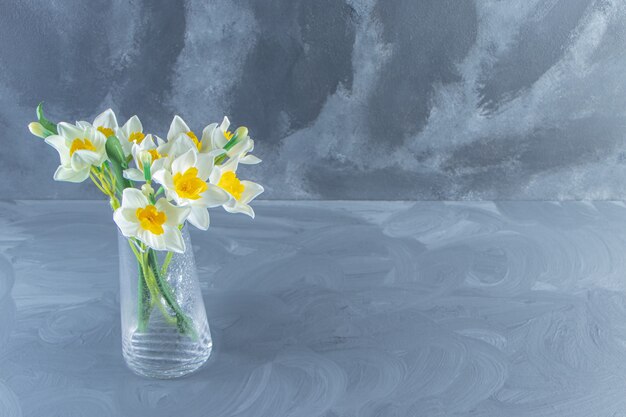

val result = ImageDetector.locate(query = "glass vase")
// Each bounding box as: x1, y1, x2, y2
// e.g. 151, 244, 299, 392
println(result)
118, 225, 212, 378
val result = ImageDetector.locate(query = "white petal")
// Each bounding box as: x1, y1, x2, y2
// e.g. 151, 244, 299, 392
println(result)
160, 135, 195, 160
122, 188, 148, 209
172, 149, 197, 174
198, 184, 230, 207
118, 132, 133, 157
156, 198, 190, 226
201, 123, 217, 145
123, 168, 145, 182
165, 189, 179, 203
195, 154, 214, 180
224, 202, 255, 218
123, 115, 142, 135
44, 134, 68, 152
70, 150, 100, 170
188, 206, 210, 230
90, 129, 107, 148
93, 109, 118, 129
152, 169, 174, 190
53, 165, 89, 183
162, 228, 186, 253
167, 115, 190, 141
207, 149, 226, 158
208, 166, 222, 185
240, 181, 264, 204
220, 116, 230, 132
139, 230, 167, 252
113, 208, 140, 237
212, 129, 229, 149
76, 121, 91, 129
140, 134, 156, 150
155, 135, 166, 147
57, 122, 84, 140
221, 155, 240, 173
151, 158, 166, 174
227, 138, 254, 159
45, 135, 70, 165
240, 154, 262, 164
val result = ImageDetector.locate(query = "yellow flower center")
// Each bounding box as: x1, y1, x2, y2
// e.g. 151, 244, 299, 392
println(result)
69, 138, 96, 156
224, 130, 234, 141
135, 205, 167, 235
186, 131, 202, 151
128, 131, 145, 144
97, 126, 115, 138
147, 149, 163, 161
217, 171, 244, 201
173, 167, 207, 200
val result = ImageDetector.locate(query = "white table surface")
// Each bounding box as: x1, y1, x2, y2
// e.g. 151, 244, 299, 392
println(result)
2, 200, 626, 417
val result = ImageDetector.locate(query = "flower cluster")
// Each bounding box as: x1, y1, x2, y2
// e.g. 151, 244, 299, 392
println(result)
29, 106, 263, 253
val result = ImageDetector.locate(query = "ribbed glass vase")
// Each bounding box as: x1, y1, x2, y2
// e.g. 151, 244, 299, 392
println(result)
118, 226, 212, 378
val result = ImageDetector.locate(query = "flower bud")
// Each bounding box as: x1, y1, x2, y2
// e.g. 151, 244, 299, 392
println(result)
138, 150, 153, 181
234, 126, 248, 142
141, 183, 154, 197
28, 122, 47, 138
139, 150, 153, 167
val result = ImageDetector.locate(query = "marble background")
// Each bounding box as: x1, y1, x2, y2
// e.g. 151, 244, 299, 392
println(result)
2, 0, 626, 200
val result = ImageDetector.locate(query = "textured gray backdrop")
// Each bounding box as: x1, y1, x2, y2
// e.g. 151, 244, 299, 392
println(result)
2, 0, 626, 200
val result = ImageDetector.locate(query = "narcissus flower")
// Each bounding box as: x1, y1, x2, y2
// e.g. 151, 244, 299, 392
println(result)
209, 156, 264, 218
165, 115, 260, 164
44, 122, 108, 182
116, 115, 145, 157
123, 134, 169, 182
152, 149, 229, 230
155, 133, 196, 165
113, 188, 190, 253
167, 115, 204, 152
204, 117, 261, 164
78, 108, 119, 140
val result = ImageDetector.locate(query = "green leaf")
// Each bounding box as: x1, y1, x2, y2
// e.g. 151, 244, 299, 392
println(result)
36, 102, 58, 135
105, 135, 131, 194
105, 135, 127, 167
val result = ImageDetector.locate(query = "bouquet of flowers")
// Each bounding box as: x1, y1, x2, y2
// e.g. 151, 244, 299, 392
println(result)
28, 105, 263, 337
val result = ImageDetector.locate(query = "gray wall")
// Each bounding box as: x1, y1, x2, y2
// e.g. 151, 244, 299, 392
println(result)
2, 0, 625, 200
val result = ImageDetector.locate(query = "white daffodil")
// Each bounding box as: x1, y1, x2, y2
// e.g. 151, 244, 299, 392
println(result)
209, 156, 264, 218
116, 115, 145, 157
123, 134, 169, 182
167, 115, 204, 152
44, 122, 108, 183
204, 117, 261, 164
152, 149, 229, 230
156, 133, 196, 165
113, 188, 190, 253
77, 108, 119, 139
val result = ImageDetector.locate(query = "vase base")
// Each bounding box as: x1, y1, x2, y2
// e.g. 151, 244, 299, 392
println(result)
122, 320, 212, 379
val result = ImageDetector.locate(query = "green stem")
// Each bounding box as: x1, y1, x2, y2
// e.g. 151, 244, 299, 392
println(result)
136, 260, 151, 332
126, 239, 196, 337
143, 258, 177, 325
160, 251, 173, 276
147, 249, 197, 338
128, 239, 153, 332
